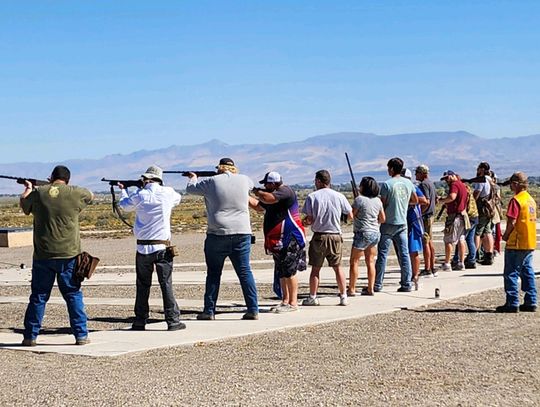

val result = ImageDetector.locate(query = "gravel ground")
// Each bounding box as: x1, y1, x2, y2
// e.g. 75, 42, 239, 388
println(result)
1, 286, 539, 406
0, 230, 281, 268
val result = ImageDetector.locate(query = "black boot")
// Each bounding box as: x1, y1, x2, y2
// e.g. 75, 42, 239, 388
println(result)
480, 252, 493, 265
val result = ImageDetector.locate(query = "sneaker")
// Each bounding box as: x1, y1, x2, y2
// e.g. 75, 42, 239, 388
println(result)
361, 288, 374, 296
464, 261, 477, 269
168, 322, 187, 331
196, 313, 215, 321
495, 304, 519, 313
131, 324, 145, 331
21, 338, 36, 347
431, 270, 439, 277
242, 312, 259, 320
452, 262, 464, 271
419, 269, 433, 278
397, 286, 412, 293
450, 259, 459, 269
276, 304, 298, 313
440, 263, 451, 271
339, 296, 348, 306
270, 303, 287, 313
75, 337, 90, 346
302, 297, 320, 306
519, 304, 537, 312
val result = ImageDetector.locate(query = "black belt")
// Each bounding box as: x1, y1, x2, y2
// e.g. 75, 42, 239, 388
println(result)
137, 239, 171, 245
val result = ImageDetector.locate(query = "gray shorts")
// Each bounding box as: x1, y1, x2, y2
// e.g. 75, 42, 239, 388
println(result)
443, 214, 466, 244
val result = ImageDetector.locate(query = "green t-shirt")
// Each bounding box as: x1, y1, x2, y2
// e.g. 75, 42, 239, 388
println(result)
20, 183, 93, 260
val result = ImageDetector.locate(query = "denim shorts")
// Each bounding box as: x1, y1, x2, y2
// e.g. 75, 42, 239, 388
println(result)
352, 230, 380, 250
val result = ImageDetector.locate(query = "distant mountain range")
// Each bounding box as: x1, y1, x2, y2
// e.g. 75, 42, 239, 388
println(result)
1, 131, 538, 193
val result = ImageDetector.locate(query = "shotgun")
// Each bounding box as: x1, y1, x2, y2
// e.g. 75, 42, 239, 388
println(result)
344, 153, 359, 198
163, 170, 218, 177
0, 175, 49, 187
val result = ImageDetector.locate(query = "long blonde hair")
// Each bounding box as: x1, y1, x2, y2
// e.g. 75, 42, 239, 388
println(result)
217, 164, 238, 174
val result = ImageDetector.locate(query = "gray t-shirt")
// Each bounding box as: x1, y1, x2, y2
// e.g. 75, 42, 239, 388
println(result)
302, 187, 352, 234
419, 178, 436, 217
186, 172, 254, 235
352, 195, 383, 233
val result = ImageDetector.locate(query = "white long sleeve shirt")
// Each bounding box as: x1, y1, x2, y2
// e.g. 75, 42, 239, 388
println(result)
118, 182, 181, 254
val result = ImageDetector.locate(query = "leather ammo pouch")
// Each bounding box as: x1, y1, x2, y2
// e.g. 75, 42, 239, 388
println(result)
75, 252, 100, 282
137, 239, 178, 258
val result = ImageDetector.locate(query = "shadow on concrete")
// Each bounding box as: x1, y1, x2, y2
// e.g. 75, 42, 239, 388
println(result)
406, 308, 495, 314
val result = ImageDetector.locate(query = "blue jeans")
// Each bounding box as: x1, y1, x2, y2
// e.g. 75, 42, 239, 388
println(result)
23, 258, 88, 340
453, 216, 478, 264
375, 224, 412, 290
503, 249, 537, 307
203, 234, 258, 315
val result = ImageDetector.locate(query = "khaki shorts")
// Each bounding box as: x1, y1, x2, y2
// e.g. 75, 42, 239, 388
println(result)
443, 214, 466, 244
308, 233, 343, 267
422, 216, 433, 243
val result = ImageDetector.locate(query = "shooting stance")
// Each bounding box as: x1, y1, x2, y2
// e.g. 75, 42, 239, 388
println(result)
20, 165, 93, 346
186, 158, 259, 320
118, 165, 186, 331
496, 172, 537, 313
251, 171, 306, 312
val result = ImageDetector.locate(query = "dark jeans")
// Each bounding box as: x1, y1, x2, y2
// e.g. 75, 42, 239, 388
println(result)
135, 250, 180, 326
503, 249, 537, 307
24, 258, 87, 340
203, 234, 259, 315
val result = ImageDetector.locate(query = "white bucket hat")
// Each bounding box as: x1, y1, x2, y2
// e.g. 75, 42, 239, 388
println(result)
141, 165, 163, 182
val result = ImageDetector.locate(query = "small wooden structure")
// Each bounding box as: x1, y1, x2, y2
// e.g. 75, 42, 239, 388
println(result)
0, 228, 33, 247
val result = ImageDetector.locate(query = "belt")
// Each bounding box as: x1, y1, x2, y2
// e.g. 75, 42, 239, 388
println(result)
313, 232, 341, 236
136, 239, 171, 245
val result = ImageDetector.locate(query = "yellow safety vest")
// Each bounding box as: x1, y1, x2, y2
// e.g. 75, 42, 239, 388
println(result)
506, 190, 537, 250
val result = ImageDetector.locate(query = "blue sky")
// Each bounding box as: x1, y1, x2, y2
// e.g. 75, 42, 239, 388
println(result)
1, 0, 539, 163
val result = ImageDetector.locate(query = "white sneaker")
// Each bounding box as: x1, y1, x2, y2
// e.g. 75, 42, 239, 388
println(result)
270, 303, 287, 313
276, 304, 298, 313
440, 263, 451, 271
302, 297, 320, 306
339, 296, 348, 306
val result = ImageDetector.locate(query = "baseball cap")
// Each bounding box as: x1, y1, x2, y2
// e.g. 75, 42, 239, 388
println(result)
259, 171, 282, 184
440, 170, 457, 180
216, 157, 235, 168
401, 168, 413, 179
509, 171, 528, 185
415, 164, 429, 174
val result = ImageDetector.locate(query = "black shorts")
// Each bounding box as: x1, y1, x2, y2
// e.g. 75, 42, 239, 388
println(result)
273, 238, 306, 279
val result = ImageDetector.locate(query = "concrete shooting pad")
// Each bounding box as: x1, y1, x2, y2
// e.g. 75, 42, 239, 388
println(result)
0, 226, 539, 358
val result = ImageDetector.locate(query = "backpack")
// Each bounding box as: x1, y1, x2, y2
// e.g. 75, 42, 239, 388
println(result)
477, 181, 496, 218
466, 185, 478, 218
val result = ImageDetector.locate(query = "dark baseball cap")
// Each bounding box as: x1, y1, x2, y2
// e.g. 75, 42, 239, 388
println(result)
216, 157, 235, 168
440, 170, 457, 180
